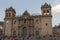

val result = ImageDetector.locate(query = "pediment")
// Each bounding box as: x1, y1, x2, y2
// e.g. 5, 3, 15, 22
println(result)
22, 10, 30, 16
22, 10, 30, 19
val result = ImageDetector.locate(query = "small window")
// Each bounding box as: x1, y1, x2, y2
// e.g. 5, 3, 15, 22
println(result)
36, 19, 38, 22
6, 13, 8, 17
43, 36, 45, 38
46, 23, 48, 26
13, 14, 15, 17
49, 35, 52, 37
47, 10, 49, 13
9, 13, 11, 17
14, 20, 16, 24
18, 26, 20, 29
24, 19, 26, 23
43, 10, 46, 13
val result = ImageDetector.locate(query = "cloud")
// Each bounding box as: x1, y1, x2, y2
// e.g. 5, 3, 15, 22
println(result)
52, 4, 60, 26
52, 0, 60, 13
52, 4, 60, 13
54, 0, 60, 4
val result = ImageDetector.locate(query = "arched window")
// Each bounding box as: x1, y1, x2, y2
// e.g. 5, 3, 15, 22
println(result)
35, 31, 40, 40
9, 13, 11, 17
24, 19, 26, 23
43, 10, 46, 13
47, 10, 49, 13
6, 13, 8, 17
22, 27, 27, 37
14, 20, 16, 24
47, 10, 50, 15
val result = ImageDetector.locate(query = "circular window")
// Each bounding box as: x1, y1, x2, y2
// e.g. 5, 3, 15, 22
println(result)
46, 23, 48, 26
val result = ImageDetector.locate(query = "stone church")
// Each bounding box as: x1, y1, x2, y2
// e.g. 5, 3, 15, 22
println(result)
4, 3, 52, 40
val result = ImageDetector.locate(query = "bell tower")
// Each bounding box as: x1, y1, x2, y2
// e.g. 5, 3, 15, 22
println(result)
5, 6, 16, 19
40, 3, 52, 36
41, 3, 51, 15
4, 6, 16, 37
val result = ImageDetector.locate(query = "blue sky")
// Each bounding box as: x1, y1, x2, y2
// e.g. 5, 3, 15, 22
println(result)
0, 0, 60, 26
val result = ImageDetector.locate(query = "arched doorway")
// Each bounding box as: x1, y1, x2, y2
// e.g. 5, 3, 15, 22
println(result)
22, 27, 27, 37
35, 31, 40, 40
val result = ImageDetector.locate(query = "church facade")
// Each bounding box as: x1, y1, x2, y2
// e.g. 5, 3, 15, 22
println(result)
4, 3, 52, 40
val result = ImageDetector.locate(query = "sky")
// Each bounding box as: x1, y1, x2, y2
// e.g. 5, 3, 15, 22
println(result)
0, 0, 60, 27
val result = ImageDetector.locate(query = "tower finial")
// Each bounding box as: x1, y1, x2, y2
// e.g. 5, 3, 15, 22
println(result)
41, 3, 52, 15
5, 6, 16, 13
5, 6, 16, 18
